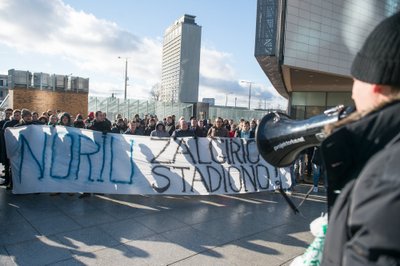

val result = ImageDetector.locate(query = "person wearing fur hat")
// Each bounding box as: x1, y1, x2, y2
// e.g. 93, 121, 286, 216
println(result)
150, 121, 170, 138
85, 111, 95, 129
58, 112, 72, 127
73, 114, 85, 128
318, 12, 400, 265
37, 115, 48, 125
111, 118, 127, 134
15, 109, 33, 126
48, 114, 58, 126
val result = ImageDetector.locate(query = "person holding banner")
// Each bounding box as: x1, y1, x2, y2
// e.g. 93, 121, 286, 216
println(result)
1, 109, 21, 190
0, 108, 13, 186
90, 111, 111, 133
124, 120, 143, 135
319, 12, 400, 265
207, 117, 229, 138
150, 121, 170, 138
171, 119, 195, 138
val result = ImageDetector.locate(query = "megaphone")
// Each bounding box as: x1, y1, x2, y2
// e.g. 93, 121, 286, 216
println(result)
256, 105, 354, 167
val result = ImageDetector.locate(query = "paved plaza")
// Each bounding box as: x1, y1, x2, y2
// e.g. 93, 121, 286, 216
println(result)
0, 184, 326, 265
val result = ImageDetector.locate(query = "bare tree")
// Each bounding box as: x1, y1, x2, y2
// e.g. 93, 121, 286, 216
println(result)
150, 83, 161, 102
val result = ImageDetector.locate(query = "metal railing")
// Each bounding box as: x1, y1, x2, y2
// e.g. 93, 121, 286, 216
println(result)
89, 96, 285, 122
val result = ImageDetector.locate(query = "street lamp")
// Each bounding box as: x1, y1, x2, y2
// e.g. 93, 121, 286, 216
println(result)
225, 92, 232, 106
240, 80, 254, 110
118, 57, 129, 100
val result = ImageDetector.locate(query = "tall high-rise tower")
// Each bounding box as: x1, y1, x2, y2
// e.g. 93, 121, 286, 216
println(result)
160, 14, 201, 103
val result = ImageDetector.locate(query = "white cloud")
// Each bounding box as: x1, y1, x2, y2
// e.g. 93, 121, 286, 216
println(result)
0, 0, 162, 98
0, 0, 286, 109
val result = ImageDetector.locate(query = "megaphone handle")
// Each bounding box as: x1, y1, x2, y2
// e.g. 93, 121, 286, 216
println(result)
275, 181, 300, 215
279, 188, 300, 215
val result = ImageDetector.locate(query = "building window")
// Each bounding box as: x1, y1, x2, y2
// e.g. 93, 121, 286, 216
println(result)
292, 92, 326, 106
326, 92, 353, 108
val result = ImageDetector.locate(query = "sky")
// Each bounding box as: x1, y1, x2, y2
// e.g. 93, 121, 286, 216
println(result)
0, 0, 287, 109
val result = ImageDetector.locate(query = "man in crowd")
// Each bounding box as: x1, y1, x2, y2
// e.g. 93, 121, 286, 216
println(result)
144, 118, 156, 136
124, 120, 143, 135
111, 118, 127, 134
0, 108, 13, 186
89, 111, 111, 133
189, 117, 206, 137
165, 115, 175, 136
15, 109, 33, 126
1, 109, 21, 189
172, 119, 194, 138
207, 117, 229, 137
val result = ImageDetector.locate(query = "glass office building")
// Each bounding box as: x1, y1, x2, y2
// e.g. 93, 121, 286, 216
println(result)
255, 0, 400, 119
160, 14, 202, 103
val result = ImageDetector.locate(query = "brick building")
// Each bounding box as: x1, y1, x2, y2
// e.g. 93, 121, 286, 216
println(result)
4, 69, 89, 117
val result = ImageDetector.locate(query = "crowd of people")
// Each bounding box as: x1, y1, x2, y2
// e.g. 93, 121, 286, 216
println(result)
0, 108, 273, 190
0, 107, 325, 194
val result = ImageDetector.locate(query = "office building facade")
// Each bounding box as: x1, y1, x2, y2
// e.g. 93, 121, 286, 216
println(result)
160, 14, 201, 103
255, 0, 400, 119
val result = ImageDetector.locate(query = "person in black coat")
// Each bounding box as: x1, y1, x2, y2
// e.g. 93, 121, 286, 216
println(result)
164, 115, 175, 136
171, 119, 195, 138
144, 118, 156, 136
111, 118, 127, 134
89, 111, 111, 133
1, 109, 21, 189
320, 12, 400, 265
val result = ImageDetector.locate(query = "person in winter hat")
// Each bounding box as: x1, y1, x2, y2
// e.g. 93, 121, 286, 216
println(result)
319, 12, 400, 265
150, 121, 170, 138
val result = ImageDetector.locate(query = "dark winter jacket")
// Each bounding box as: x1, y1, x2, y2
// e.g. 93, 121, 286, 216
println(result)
171, 128, 195, 138
207, 126, 229, 137
165, 122, 175, 136
90, 119, 111, 133
144, 124, 156, 136
0, 119, 20, 163
321, 100, 400, 265
190, 126, 207, 137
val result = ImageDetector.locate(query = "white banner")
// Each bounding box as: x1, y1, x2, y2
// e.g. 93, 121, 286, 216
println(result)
5, 125, 291, 194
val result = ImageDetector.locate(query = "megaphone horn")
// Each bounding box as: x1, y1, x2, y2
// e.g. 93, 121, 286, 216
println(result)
256, 105, 354, 167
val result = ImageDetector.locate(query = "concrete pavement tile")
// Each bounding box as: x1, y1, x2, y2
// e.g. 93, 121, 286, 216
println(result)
166, 206, 228, 225
123, 234, 195, 265
267, 224, 314, 243
98, 218, 157, 243
5, 194, 56, 210
171, 249, 243, 266
17, 206, 65, 222
201, 243, 283, 266
101, 204, 149, 220
29, 213, 82, 236
0, 246, 16, 266
172, 251, 241, 266
0, 220, 38, 245
68, 209, 116, 227
191, 215, 268, 244
55, 199, 99, 216
0, 207, 26, 226
47, 257, 86, 266
161, 226, 223, 254
135, 212, 189, 233
5, 236, 73, 266
55, 227, 119, 254
234, 229, 310, 263
71, 244, 149, 266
